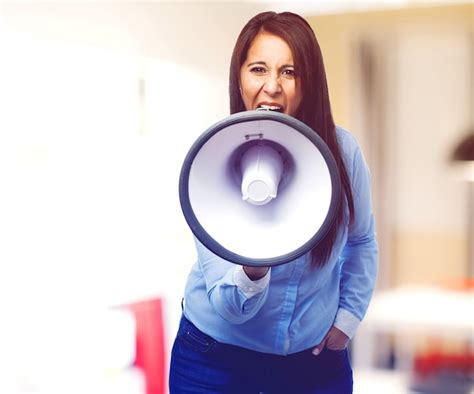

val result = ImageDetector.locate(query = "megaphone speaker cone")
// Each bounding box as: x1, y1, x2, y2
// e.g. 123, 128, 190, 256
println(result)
179, 110, 341, 267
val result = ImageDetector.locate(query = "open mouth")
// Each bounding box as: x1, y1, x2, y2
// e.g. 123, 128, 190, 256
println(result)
257, 104, 283, 113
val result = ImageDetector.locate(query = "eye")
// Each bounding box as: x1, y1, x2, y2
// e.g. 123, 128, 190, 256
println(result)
250, 66, 267, 74
281, 68, 295, 78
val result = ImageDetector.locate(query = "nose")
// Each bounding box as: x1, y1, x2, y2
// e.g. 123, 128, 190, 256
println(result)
263, 73, 282, 95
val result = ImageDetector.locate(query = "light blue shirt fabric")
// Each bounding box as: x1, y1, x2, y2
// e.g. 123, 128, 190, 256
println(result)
182, 126, 378, 355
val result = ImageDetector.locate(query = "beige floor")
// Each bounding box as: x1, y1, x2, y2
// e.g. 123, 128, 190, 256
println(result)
354, 369, 412, 394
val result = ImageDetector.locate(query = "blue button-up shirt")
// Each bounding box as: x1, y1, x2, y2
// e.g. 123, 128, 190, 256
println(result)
183, 126, 378, 355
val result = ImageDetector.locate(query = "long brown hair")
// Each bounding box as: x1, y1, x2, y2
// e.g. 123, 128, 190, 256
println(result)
229, 11, 354, 266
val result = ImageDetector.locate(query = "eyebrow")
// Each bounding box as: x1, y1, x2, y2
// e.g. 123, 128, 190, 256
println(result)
246, 61, 295, 69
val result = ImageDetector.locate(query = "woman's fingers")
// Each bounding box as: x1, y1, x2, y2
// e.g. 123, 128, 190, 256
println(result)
311, 334, 328, 355
325, 326, 349, 350
243, 266, 269, 281
312, 326, 349, 355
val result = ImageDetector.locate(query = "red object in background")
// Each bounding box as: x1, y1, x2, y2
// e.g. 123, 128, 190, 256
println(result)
414, 351, 474, 377
128, 298, 167, 394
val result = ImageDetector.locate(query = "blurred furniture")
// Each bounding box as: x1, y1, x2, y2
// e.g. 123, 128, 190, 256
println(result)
354, 285, 474, 392
128, 298, 167, 394
354, 286, 474, 370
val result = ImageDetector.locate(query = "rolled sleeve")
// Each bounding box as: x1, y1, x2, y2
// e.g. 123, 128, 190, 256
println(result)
334, 307, 361, 339
233, 266, 271, 298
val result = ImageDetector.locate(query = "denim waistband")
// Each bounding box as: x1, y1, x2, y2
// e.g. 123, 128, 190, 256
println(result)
178, 313, 345, 361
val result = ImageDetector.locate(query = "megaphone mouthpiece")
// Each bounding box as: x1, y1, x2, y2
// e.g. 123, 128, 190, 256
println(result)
240, 144, 283, 205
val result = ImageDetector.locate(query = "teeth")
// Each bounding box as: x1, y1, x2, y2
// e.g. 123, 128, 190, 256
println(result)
258, 104, 282, 112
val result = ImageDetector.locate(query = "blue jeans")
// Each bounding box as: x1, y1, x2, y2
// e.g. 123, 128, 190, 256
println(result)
169, 315, 353, 393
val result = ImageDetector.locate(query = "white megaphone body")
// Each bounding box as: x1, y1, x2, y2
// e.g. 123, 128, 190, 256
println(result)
179, 110, 341, 267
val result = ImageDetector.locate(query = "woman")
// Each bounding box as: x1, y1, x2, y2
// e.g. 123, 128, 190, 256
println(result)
169, 11, 378, 394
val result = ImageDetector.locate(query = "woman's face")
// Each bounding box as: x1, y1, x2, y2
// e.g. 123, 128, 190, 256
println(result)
239, 32, 302, 116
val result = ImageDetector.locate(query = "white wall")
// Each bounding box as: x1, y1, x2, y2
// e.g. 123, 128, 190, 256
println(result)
394, 23, 471, 234
0, 2, 273, 392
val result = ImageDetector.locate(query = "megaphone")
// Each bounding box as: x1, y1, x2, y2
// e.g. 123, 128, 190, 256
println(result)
179, 110, 341, 267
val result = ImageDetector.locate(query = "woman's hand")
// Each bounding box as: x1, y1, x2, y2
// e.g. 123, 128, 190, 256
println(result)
243, 266, 269, 281
312, 325, 349, 355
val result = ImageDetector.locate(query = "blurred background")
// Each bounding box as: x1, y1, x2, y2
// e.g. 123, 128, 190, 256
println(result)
0, 1, 472, 393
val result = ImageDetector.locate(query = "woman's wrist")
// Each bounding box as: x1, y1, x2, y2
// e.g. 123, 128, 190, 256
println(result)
243, 266, 269, 281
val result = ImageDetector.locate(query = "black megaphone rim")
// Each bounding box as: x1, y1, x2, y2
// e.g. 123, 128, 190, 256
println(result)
179, 110, 341, 267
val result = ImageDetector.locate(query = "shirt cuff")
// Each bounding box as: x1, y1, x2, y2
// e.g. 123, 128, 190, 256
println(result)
233, 266, 271, 299
333, 308, 361, 339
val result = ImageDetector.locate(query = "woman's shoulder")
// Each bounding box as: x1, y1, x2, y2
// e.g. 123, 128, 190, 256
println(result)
335, 125, 358, 146
335, 125, 362, 159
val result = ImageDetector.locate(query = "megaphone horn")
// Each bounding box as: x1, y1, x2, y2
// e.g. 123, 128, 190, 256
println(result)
179, 110, 341, 267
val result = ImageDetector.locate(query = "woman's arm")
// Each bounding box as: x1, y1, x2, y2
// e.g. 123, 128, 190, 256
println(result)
314, 143, 378, 355
335, 145, 378, 339
194, 238, 271, 324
